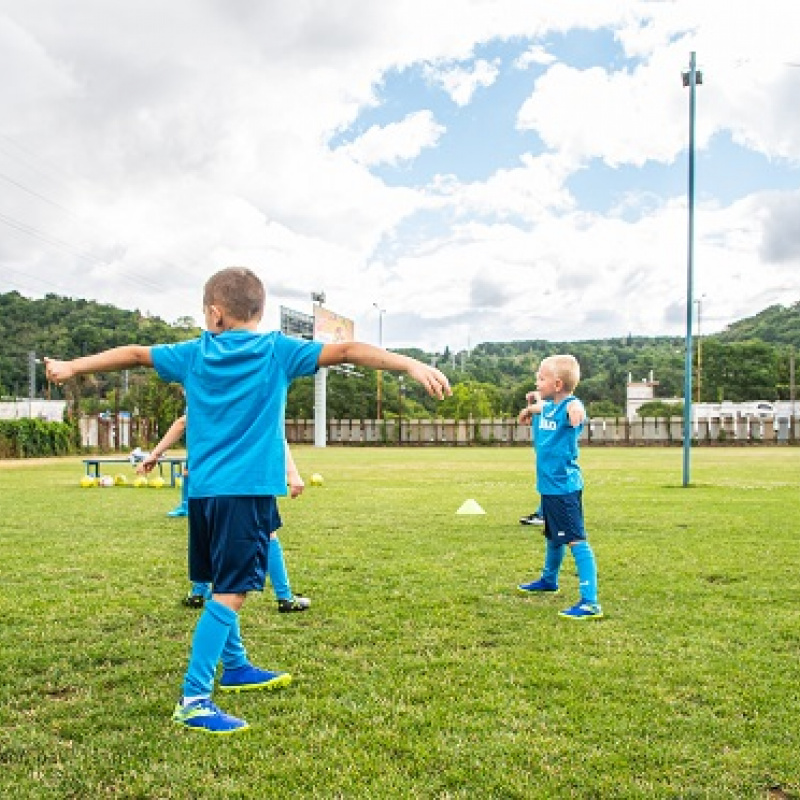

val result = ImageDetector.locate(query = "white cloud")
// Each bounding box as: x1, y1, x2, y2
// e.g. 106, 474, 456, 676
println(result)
423, 58, 500, 106
0, 0, 797, 352
338, 111, 446, 167
515, 45, 556, 70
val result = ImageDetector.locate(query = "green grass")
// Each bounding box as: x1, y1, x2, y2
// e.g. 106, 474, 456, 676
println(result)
1, 447, 799, 799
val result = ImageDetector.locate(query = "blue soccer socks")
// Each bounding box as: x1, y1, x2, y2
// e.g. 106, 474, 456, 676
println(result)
267, 536, 292, 601
220, 612, 248, 672
541, 539, 566, 586
167, 470, 189, 516
182, 599, 237, 699
570, 540, 599, 606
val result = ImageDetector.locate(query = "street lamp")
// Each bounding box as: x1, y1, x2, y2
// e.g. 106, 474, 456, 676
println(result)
681, 51, 703, 488
373, 302, 386, 420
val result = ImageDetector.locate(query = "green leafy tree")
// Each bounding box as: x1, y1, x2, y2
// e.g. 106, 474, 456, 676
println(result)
636, 400, 684, 418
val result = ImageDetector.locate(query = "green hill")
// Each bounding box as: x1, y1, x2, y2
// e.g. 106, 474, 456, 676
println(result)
1, 290, 797, 418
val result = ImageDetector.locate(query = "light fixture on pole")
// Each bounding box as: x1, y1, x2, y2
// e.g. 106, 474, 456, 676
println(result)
373, 302, 386, 420
681, 51, 702, 488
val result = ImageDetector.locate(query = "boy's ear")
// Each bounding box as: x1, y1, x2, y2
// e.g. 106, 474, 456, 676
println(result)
208, 305, 224, 330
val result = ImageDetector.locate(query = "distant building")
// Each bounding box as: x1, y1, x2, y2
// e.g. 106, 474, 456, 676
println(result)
0, 399, 67, 422
626, 374, 797, 440
625, 372, 681, 420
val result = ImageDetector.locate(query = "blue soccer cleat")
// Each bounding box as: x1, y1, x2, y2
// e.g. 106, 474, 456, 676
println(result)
517, 579, 559, 594
172, 698, 249, 735
559, 601, 603, 620
218, 664, 292, 694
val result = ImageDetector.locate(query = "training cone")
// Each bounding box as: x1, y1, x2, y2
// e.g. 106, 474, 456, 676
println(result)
456, 499, 486, 515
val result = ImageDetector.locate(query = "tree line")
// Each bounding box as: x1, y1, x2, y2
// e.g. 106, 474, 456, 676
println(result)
1, 291, 798, 440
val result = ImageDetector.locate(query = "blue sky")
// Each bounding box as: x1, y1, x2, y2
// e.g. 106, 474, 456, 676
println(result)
0, 1, 798, 352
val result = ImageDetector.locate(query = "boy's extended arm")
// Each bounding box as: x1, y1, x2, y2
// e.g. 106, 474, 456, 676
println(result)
45, 346, 153, 384
137, 415, 186, 474
318, 342, 451, 399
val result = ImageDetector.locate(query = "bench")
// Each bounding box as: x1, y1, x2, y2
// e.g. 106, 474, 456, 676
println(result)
82, 456, 187, 487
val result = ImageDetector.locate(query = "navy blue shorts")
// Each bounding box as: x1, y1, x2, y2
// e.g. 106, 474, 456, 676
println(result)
541, 491, 586, 546
187, 496, 282, 594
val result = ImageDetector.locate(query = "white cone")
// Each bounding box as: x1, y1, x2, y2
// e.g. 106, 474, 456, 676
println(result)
456, 499, 486, 515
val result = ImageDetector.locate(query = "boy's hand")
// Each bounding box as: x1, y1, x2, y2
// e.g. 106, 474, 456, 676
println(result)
44, 357, 74, 385
525, 391, 541, 405
287, 471, 305, 499
136, 453, 159, 475
407, 363, 452, 399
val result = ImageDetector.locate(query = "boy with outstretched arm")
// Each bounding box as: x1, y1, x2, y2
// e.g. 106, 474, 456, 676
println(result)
46, 266, 451, 734
516, 354, 602, 620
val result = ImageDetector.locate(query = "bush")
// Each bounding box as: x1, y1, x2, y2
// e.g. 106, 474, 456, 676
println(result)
0, 418, 80, 458
636, 400, 684, 419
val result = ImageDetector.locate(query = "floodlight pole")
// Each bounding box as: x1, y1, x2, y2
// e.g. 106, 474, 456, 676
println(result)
373, 302, 386, 421
312, 291, 327, 448
681, 52, 702, 488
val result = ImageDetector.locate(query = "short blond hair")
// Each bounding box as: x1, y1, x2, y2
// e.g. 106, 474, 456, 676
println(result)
540, 354, 580, 393
203, 267, 265, 322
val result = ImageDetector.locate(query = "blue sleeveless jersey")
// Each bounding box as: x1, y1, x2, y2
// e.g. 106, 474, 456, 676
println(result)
533, 395, 585, 495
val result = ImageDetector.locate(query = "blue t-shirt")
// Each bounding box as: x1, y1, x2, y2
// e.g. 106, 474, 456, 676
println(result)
152, 330, 322, 498
533, 395, 585, 496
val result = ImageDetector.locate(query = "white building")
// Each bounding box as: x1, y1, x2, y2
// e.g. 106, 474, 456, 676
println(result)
0, 399, 67, 422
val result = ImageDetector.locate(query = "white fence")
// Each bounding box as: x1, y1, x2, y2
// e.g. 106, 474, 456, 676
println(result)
285, 416, 799, 446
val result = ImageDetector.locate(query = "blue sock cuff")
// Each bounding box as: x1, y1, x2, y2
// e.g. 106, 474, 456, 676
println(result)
203, 599, 237, 626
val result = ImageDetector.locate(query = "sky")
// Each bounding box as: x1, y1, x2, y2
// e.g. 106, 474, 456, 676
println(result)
1, 0, 799, 353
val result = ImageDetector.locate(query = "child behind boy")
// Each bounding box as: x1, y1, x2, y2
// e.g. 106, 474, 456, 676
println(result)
45, 266, 451, 735
137, 414, 310, 612
516, 354, 602, 620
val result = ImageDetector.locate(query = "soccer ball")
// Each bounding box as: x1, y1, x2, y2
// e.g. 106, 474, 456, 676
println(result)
80, 475, 97, 488
133, 476, 148, 488
310, 473, 324, 487
98, 475, 115, 488
149, 476, 166, 489
114, 474, 128, 486
129, 447, 149, 466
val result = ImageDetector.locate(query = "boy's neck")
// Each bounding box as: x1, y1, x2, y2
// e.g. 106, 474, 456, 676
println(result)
215, 315, 259, 333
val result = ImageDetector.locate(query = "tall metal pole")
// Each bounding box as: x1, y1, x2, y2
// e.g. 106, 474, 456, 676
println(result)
682, 52, 701, 487
312, 292, 327, 448
373, 303, 385, 420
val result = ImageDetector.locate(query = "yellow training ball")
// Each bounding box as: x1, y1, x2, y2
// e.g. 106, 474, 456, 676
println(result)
80, 476, 97, 488
149, 476, 166, 489
114, 474, 128, 486
310, 473, 324, 487
133, 476, 148, 488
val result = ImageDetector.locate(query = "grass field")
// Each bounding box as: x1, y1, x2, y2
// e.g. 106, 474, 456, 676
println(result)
1, 446, 799, 799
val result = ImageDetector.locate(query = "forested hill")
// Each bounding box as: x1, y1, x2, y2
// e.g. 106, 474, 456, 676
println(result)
715, 301, 800, 347
1, 290, 798, 418
0, 291, 199, 397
